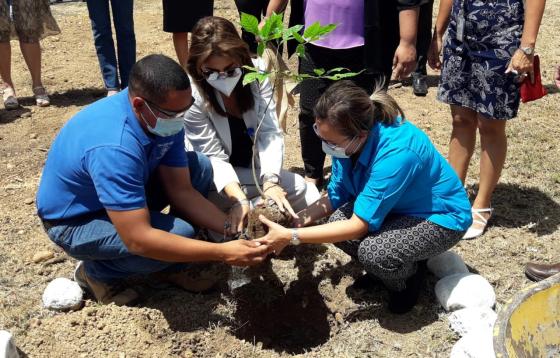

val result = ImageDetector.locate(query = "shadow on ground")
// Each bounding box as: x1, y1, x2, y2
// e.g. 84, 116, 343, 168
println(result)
231, 245, 331, 354
16, 87, 106, 108
472, 183, 560, 236
0, 106, 31, 125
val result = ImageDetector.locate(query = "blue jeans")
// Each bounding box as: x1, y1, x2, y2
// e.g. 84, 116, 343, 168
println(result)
45, 151, 214, 283
86, 0, 136, 90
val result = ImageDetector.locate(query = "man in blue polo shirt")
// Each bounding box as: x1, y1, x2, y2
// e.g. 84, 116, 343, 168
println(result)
37, 55, 270, 305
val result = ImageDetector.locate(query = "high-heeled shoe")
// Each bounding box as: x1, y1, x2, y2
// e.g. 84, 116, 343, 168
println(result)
2, 86, 19, 110
463, 207, 493, 240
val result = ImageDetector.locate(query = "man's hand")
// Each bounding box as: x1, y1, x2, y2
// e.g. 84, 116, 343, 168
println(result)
219, 239, 271, 266
392, 41, 417, 80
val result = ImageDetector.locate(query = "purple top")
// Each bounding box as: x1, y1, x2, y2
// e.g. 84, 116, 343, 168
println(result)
304, 0, 365, 49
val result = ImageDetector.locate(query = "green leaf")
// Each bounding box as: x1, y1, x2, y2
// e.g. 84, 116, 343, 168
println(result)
292, 31, 305, 43
260, 17, 273, 40
324, 72, 360, 80
303, 22, 321, 40
313, 68, 325, 76
242, 65, 258, 72
257, 41, 265, 57
295, 44, 306, 58
283, 25, 303, 41
316, 24, 337, 38
243, 72, 259, 86
325, 67, 349, 74
240, 13, 259, 36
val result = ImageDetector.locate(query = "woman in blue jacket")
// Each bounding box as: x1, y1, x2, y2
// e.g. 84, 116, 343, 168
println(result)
258, 81, 472, 314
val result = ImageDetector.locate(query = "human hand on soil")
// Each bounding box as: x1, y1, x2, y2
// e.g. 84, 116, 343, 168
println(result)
219, 239, 271, 266
392, 42, 417, 80
263, 182, 298, 219
255, 215, 291, 255
506, 50, 535, 84
229, 201, 250, 235
428, 32, 444, 70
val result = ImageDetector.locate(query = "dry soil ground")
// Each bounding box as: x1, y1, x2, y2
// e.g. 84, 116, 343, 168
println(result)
0, 1, 559, 357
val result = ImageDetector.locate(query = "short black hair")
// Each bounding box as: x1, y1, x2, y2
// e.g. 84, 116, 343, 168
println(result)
128, 54, 190, 103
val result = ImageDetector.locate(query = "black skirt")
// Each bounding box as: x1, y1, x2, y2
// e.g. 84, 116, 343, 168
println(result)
162, 0, 214, 33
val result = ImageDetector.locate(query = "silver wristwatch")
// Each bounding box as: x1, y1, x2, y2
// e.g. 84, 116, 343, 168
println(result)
290, 229, 301, 246
519, 46, 534, 56
262, 173, 280, 185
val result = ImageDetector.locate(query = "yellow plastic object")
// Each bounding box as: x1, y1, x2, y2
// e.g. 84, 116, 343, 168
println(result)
494, 273, 560, 358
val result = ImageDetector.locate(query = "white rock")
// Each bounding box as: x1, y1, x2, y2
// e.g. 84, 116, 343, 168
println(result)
427, 251, 469, 278
42, 278, 83, 311
450, 328, 495, 358
448, 307, 497, 337
435, 273, 496, 311
0, 330, 19, 358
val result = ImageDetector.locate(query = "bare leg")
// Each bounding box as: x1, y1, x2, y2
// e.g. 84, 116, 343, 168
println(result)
0, 41, 14, 89
447, 105, 478, 183
19, 41, 43, 88
472, 116, 507, 212
172, 32, 189, 70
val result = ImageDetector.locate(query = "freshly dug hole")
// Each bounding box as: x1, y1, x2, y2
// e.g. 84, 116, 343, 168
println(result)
246, 202, 292, 239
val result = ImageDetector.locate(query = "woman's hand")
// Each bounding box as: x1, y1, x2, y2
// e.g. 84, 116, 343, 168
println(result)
392, 41, 417, 80
228, 200, 250, 236
255, 215, 292, 255
506, 49, 535, 84
428, 32, 444, 70
263, 181, 298, 219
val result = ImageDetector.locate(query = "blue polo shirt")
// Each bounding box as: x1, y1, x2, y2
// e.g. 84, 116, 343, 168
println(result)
37, 89, 188, 220
327, 119, 472, 232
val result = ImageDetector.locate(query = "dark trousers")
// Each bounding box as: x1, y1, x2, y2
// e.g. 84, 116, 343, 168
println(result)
234, 0, 269, 53
86, 0, 136, 90
414, 0, 434, 76
298, 44, 382, 179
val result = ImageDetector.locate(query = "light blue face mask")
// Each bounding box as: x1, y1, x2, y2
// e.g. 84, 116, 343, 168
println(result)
141, 102, 185, 137
321, 141, 350, 158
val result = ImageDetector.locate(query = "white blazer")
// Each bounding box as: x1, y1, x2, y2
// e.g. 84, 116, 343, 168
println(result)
184, 58, 284, 193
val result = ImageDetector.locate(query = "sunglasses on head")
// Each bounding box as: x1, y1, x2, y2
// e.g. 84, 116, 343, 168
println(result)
201, 67, 242, 81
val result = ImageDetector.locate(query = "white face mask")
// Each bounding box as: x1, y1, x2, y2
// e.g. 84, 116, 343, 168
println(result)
205, 67, 242, 97
321, 141, 350, 158
141, 102, 185, 137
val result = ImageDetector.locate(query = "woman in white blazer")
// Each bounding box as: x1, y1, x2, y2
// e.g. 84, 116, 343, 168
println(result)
185, 16, 320, 236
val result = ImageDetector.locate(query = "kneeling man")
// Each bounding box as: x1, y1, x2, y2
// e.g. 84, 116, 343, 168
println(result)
36, 55, 269, 305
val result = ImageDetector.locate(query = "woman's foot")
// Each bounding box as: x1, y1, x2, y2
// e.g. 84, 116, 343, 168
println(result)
2, 86, 19, 110
462, 207, 493, 240
32, 86, 50, 107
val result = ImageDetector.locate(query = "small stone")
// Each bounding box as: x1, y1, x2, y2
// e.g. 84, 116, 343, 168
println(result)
0, 330, 19, 358
427, 251, 469, 278
6, 163, 14, 170
334, 312, 344, 323
29, 133, 38, 140
24, 198, 34, 205
32, 250, 54, 263
29, 318, 42, 328
97, 323, 105, 330
448, 307, 497, 337
450, 328, 495, 358
435, 273, 496, 311
20, 112, 32, 118
42, 277, 83, 311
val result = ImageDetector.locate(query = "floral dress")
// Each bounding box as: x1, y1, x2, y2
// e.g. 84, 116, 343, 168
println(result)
437, 0, 524, 120
0, 0, 60, 43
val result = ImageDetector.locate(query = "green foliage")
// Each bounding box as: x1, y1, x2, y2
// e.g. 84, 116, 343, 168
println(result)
239, 12, 361, 86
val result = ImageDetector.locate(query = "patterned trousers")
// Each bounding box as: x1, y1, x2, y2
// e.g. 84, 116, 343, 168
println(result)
330, 202, 464, 291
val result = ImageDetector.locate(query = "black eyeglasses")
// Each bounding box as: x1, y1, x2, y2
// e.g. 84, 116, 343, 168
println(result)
144, 97, 195, 118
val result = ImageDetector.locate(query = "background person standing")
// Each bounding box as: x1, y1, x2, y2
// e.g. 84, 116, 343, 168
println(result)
86, 0, 135, 96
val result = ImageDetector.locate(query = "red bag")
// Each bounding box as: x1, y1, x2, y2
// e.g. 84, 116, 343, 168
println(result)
520, 55, 547, 103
